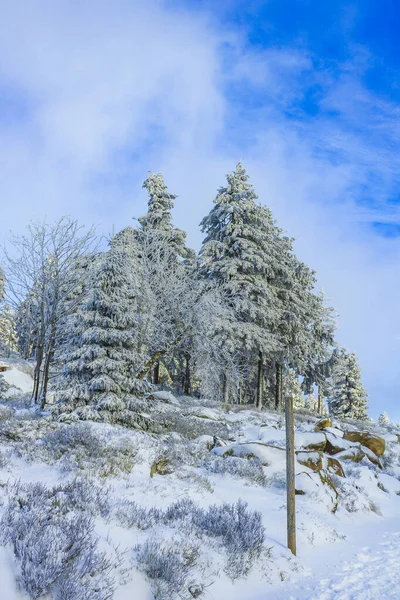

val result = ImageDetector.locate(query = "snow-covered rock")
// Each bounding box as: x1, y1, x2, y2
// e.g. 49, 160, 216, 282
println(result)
343, 431, 386, 456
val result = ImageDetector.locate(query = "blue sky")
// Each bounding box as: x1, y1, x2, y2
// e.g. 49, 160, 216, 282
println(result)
1, 0, 400, 418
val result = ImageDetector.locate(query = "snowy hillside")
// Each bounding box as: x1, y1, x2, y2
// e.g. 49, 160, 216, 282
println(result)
1, 363, 400, 599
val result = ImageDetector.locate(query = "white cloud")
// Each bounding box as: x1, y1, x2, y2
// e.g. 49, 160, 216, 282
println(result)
0, 0, 399, 418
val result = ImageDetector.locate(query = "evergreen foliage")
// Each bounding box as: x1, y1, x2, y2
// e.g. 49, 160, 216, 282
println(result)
378, 412, 390, 425
198, 162, 336, 407
57, 243, 147, 413
0, 305, 18, 356
283, 369, 304, 409
140, 172, 194, 261
329, 348, 369, 420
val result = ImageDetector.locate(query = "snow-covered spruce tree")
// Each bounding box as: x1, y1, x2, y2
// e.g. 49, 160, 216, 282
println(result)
271, 247, 338, 412
55, 242, 150, 425
198, 163, 285, 406
134, 229, 202, 383
0, 305, 18, 356
328, 348, 369, 420
378, 411, 390, 425
301, 298, 337, 414
137, 173, 195, 385
140, 172, 194, 261
0, 372, 9, 398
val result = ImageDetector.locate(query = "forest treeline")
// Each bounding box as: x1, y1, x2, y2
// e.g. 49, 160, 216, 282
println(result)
0, 164, 368, 420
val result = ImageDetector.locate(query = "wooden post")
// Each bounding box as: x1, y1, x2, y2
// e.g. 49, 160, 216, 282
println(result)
285, 393, 296, 555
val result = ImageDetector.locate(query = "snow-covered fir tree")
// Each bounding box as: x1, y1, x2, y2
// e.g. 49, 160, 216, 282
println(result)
137, 173, 196, 385
378, 411, 390, 425
0, 305, 18, 356
198, 162, 333, 408
198, 163, 285, 405
0, 372, 9, 398
140, 172, 194, 261
329, 348, 369, 420
301, 297, 337, 407
56, 242, 149, 422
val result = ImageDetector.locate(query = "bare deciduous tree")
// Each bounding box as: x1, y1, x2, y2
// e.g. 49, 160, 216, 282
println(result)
3, 217, 97, 406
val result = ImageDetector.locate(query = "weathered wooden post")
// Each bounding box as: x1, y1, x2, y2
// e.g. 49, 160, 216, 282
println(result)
285, 392, 296, 555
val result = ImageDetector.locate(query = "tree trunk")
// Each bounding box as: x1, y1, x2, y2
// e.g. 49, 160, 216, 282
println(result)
184, 355, 191, 395
256, 350, 263, 409
238, 382, 242, 405
32, 344, 44, 404
317, 386, 322, 415
40, 342, 54, 409
222, 372, 229, 405
137, 351, 165, 380
285, 391, 296, 556
153, 361, 160, 385
275, 363, 283, 410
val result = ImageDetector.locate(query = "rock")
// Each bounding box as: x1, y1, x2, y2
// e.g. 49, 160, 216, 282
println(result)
0, 365, 8, 372
324, 432, 350, 455
186, 407, 224, 421
295, 471, 318, 495
148, 391, 180, 406
150, 458, 172, 477
296, 451, 323, 472
326, 457, 345, 477
343, 432, 385, 456
295, 470, 338, 512
318, 470, 338, 513
295, 431, 327, 452
324, 426, 344, 438
189, 584, 204, 598
361, 445, 383, 468
194, 435, 215, 450
314, 417, 332, 431
212, 442, 285, 466
213, 436, 228, 448
334, 447, 366, 464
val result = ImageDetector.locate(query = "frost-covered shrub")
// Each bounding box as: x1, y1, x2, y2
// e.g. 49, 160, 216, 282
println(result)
0, 374, 9, 398
0, 481, 116, 600
42, 423, 142, 477
135, 539, 189, 600
0, 447, 13, 468
0, 404, 12, 421
122, 496, 264, 583
330, 475, 380, 514
62, 477, 111, 518
154, 437, 210, 471
151, 411, 230, 440
44, 422, 103, 456
200, 455, 267, 487
115, 500, 162, 530
191, 499, 265, 578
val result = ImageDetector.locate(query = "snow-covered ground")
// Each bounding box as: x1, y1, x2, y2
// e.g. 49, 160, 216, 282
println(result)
1, 360, 400, 600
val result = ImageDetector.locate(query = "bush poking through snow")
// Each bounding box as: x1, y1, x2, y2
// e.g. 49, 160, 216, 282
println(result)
124, 497, 265, 596
0, 481, 116, 600
42, 422, 142, 476
200, 454, 268, 487
0, 404, 12, 421
135, 539, 190, 600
